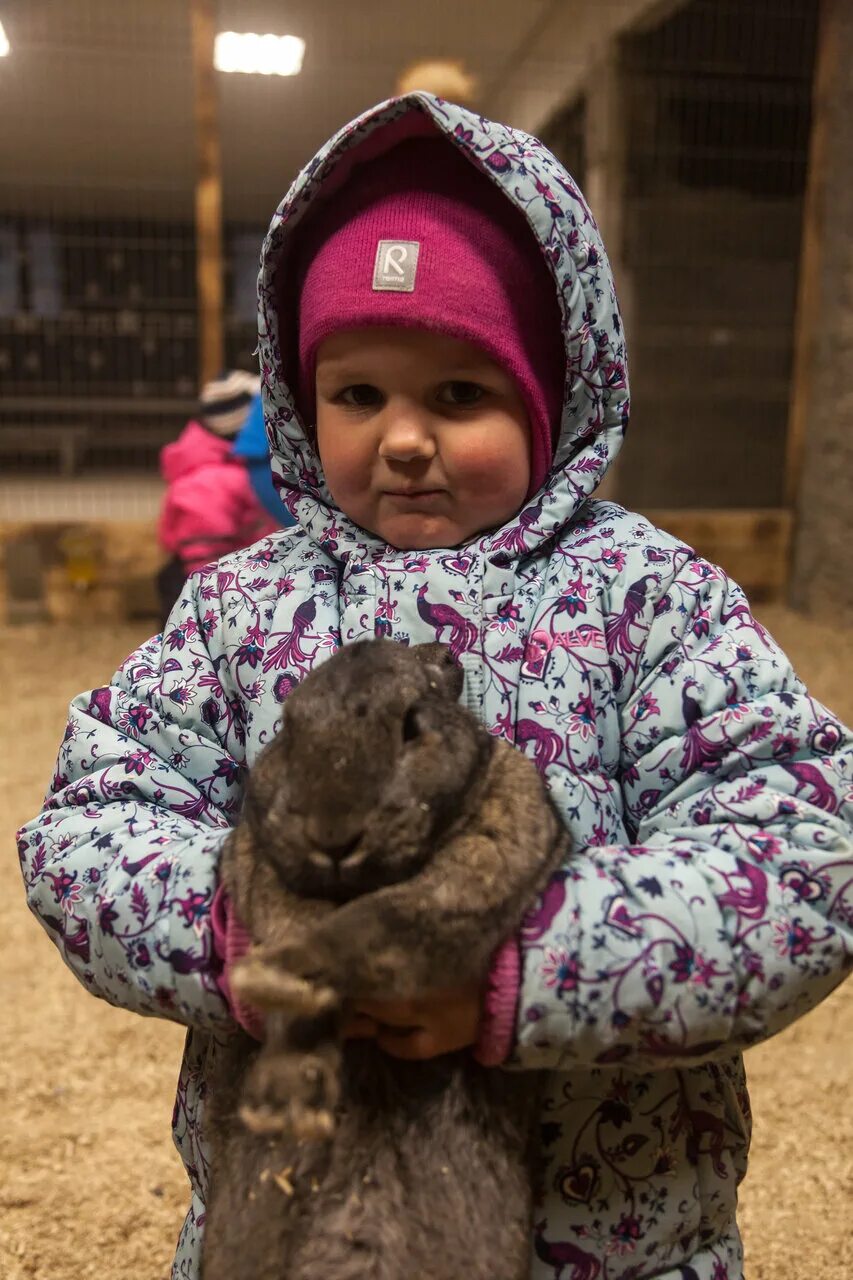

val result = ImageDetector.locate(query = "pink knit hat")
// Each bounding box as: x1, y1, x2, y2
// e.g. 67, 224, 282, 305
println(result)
293, 137, 566, 497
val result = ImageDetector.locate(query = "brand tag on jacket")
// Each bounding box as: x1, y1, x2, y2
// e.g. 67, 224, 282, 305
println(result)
373, 240, 420, 292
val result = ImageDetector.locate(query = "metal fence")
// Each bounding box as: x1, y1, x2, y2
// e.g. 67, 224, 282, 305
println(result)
0, 210, 265, 474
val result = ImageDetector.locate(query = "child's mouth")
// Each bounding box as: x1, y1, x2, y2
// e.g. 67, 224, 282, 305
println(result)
384, 489, 446, 504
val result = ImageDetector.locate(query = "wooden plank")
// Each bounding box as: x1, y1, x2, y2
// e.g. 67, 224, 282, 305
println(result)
643, 508, 792, 602
784, 0, 840, 509
0, 396, 196, 414
189, 0, 225, 386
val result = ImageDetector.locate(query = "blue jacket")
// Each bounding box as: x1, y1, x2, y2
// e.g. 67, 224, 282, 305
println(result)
231, 393, 293, 525
17, 94, 853, 1280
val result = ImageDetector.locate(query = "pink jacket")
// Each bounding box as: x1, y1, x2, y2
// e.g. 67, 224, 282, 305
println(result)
158, 421, 279, 574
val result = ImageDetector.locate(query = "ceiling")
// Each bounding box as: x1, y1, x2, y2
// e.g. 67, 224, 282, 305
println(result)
0, 0, 571, 223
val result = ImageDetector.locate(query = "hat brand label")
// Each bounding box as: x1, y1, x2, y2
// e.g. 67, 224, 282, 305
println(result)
373, 240, 420, 292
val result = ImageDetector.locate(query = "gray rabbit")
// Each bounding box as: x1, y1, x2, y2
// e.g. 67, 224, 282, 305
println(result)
201, 639, 570, 1280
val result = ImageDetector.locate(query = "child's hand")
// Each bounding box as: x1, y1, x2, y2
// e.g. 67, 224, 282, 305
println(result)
343, 981, 483, 1060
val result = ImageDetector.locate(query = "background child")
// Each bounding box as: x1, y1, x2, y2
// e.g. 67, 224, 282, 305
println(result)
18, 93, 853, 1280
156, 369, 286, 623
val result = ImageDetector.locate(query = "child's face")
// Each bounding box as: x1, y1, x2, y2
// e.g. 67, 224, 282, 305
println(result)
315, 328, 531, 549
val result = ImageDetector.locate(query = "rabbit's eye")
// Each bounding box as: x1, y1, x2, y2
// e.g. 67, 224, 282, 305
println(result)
402, 705, 423, 743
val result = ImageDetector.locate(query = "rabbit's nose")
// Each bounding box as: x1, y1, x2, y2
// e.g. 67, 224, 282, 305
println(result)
306, 823, 362, 864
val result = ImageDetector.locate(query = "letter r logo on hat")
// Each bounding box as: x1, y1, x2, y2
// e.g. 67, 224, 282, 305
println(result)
373, 240, 420, 292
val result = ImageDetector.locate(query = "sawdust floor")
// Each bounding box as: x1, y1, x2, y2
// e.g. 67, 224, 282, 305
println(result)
1, 607, 851, 1279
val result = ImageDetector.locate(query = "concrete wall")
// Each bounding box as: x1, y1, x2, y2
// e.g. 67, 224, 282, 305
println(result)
790, 3, 853, 623
487, 0, 681, 134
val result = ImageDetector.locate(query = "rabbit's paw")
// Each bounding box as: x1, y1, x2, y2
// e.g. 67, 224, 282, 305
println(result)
275, 933, 341, 988
232, 952, 338, 1019
240, 1042, 341, 1142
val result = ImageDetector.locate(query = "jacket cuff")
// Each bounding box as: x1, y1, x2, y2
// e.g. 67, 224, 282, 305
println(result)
473, 935, 521, 1066
210, 885, 265, 1041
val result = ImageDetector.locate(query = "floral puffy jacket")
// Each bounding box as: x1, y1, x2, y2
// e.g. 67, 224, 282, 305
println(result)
17, 94, 853, 1280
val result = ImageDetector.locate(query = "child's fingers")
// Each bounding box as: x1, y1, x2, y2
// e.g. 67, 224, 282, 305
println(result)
353, 998, 423, 1026
342, 1012, 381, 1039
374, 1025, 436, 1060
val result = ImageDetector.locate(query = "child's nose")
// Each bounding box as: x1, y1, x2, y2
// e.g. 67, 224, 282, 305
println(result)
377, 405, 437, 463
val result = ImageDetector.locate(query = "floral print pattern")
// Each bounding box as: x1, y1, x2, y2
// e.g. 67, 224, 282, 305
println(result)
16, 93, 853, 1280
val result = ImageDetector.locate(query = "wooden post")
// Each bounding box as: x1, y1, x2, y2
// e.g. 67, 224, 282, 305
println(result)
784, 0, 839, 510
189, 0, 224, 385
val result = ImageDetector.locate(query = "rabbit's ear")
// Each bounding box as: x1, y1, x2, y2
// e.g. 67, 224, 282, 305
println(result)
412, 642, 464, 701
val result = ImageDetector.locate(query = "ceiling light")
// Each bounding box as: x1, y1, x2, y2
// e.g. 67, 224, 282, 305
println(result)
0, 20, 10, 57
214, 31, 304, 77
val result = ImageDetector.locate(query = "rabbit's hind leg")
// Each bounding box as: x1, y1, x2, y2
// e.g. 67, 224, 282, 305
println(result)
232, 944, 345, 1141
240, 1010, 342, 1141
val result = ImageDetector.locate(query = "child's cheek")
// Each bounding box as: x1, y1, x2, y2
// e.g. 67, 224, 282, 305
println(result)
448, 435, 500, 480
446, 412, 531, 493
453, 440, 527, 499
317, 420, 369, 491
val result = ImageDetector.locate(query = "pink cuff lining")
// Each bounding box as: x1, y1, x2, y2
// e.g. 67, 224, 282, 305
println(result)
473, 935, 522, 1067
210, 886, 265, 1041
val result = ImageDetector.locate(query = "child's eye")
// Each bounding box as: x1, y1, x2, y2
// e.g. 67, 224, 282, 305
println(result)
337, 384, 383, 408
437, 381, 486, 408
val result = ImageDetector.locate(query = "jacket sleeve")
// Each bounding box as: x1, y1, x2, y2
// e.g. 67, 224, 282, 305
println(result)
16, 576, 245, 1030
513, 553, 853, 1071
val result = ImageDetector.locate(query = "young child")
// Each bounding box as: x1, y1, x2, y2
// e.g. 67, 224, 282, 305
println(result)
156, 369, 285, 624
17, 93, 853, 1280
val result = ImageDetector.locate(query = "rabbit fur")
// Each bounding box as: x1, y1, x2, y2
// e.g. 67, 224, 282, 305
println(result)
201, 639, 570, 1280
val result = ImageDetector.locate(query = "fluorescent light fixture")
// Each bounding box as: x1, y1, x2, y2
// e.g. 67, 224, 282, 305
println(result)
214, 31, 304, 76
0, 20, 10, 57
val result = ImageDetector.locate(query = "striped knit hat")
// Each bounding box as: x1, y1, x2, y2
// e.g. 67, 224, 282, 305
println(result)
199, 370, 259, 438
